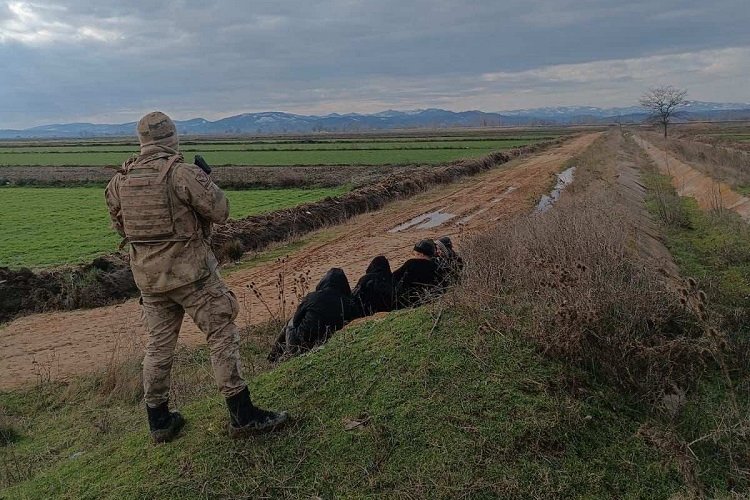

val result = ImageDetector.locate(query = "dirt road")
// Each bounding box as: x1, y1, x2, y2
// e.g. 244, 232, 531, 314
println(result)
0, 134, 599, 389
635, 136, 750, 221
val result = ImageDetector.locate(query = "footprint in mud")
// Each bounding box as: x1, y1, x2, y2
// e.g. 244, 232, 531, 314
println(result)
389, 209, 457, 233
458, 186, 519, 224
492, 186, 518, 203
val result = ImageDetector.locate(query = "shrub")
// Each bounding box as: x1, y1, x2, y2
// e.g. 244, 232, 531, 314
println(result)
459, 195, 712, 402
222, 239, 245, 262
0, 424, 19, 447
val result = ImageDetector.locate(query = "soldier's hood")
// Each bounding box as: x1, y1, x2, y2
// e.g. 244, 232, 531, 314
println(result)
366, 255, 391, 276
315, 268, 352, 295
140, 136, 179, 155
139, 143, 180, 158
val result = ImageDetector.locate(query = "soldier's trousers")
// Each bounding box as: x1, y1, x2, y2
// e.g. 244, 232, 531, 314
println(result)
140, 273, 246, 407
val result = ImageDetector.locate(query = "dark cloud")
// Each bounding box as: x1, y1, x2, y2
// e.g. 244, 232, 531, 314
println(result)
0, 0, 748, 127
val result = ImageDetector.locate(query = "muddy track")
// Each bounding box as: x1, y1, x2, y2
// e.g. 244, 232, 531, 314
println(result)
0, 134, 599, 389
634, 135, 750, 222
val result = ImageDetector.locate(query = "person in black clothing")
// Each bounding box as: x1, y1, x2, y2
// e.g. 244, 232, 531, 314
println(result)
268, 268, 358, 361
435, 236, 464, 286
392, 239, 440, 309
353, 255, 394, 316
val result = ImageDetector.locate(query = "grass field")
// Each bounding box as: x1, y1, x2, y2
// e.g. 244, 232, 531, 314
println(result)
0, 186, 347, 269
696, 132, 750, 143
1, 131, 746, 497
0, 138, 542, 166
684, 124, 750, 146
1, 138, 554, 153
0, 310, 690, 498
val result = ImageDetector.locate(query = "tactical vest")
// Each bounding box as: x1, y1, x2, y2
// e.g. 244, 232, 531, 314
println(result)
119, 153, 193, 243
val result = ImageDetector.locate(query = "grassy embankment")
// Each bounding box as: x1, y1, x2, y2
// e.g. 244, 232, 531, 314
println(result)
1, 131, 747, 497
638, 139, 750, 495
643, 130, 750, 195
0, 308, 690, 498
0, 186, 348, 269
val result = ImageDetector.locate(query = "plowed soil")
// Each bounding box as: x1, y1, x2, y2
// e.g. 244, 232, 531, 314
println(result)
0, 134, 599, 389
635, 136, 750, 221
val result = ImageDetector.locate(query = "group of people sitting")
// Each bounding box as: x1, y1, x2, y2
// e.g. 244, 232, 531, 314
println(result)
268, 236, 463, 361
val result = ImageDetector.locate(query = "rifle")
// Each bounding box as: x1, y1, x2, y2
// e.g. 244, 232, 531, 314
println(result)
193, 155, 214, 238
194, 155, 212, 174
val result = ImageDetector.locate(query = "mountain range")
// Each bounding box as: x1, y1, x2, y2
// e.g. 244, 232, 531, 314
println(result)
2, 101, 749, 139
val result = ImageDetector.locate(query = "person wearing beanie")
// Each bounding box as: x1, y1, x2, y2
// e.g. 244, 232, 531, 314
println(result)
352, 255, 395, 316
392, 239, 440, 308
413, 239, 436, 258
105, 111, 287, 443
438, 236, 453, 252
268, 268, 359, 362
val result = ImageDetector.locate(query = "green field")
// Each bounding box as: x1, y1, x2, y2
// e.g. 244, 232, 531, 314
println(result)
0, 186, 347, 269
690, 125, 750, 144
0, 307, 721, 498
698, 132, 750, 142
0, 138, 541, 166
0, 134, 552, 267
716, 134, 750, 142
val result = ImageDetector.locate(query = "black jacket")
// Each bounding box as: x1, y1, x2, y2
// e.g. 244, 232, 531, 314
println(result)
287, 268, 357, 350
353, 256, 394, 316
392, 258, 440, 308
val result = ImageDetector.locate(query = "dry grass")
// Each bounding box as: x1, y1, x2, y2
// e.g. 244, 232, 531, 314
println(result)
450, 131, 750, 492
645, 131, 750, 190
220, 239, 245, 262
459, 197, 713, 402
456, 131, 717, 402
0, 412, 18, 448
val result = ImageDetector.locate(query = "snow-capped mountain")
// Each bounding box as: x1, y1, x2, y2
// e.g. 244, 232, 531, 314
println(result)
1, 102, 749, 139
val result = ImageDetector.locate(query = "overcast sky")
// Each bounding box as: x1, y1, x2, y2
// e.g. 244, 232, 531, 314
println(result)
1, 0, 749, 128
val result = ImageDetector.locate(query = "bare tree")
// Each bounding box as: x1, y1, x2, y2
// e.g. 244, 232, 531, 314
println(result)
639, 86, 688, 138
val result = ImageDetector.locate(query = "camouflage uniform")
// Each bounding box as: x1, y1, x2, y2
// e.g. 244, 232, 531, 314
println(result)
105, 111, 245, 408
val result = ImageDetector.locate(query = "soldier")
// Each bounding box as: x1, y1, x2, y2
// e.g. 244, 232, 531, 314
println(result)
105, 111, 287, 443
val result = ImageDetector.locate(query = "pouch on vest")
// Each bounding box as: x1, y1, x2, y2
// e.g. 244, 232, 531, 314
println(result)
119, 155, 187, 243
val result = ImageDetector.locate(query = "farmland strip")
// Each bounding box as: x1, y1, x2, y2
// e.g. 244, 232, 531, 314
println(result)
0, 137, 566, 322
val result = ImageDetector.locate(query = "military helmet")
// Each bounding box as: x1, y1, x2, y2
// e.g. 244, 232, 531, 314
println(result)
137, 111, 177, 148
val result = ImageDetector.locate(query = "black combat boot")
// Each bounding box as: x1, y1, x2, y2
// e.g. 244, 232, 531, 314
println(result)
226, 387, 289, 438
146, 402, 185, 444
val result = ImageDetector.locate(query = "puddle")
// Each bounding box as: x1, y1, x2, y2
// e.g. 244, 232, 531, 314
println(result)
535, 167, 576, 213
390, 185, 521, 231
389, 209, 457, 232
